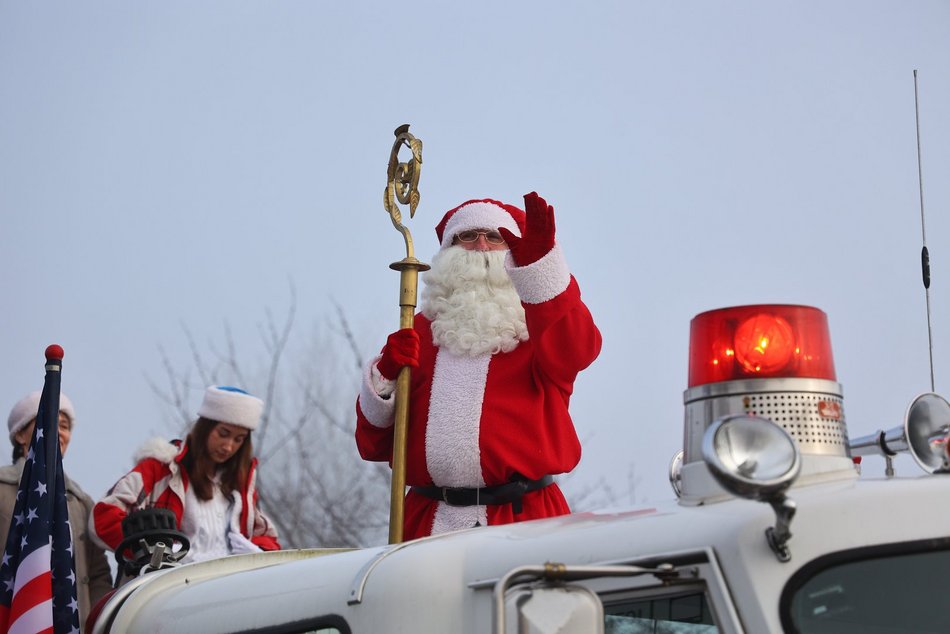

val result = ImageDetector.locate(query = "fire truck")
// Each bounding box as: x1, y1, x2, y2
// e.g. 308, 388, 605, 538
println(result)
88, 304, 950, 633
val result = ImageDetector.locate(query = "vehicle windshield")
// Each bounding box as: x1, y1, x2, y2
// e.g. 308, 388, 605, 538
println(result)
785, 545, 950, 633
605, 590, 718, 633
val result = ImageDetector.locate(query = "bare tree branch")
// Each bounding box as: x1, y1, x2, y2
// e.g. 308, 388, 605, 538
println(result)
146, 290, 390, 547
331, 298, 365, 371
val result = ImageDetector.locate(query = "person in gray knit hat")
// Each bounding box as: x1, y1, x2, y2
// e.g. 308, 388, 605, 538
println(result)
0, 391, 113, 624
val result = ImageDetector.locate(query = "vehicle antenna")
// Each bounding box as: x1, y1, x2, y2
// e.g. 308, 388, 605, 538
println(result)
913, 70, 935, 392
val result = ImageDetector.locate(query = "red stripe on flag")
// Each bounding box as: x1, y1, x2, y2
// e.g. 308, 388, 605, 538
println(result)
8, 571, 52, 628
7, 600, 54, 634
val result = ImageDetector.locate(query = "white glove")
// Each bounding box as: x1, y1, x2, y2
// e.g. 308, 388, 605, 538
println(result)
228, 530, 263, 555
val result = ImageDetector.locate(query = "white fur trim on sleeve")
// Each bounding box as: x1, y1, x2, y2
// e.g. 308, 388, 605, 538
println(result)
359, 356, 396, 428
370, 363, 396, 398
505, 244, 571, 304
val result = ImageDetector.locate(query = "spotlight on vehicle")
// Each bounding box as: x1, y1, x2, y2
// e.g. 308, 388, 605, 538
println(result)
702, 415, 801, 562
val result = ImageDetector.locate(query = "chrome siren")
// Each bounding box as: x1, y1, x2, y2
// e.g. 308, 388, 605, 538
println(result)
850, 392, 950, 474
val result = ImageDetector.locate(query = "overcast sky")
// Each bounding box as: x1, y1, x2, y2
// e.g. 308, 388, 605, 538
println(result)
2, 2, 949, 519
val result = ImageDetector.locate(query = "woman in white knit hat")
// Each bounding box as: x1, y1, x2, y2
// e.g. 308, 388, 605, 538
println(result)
90, 386, 280, 570
1, 391, 113, 624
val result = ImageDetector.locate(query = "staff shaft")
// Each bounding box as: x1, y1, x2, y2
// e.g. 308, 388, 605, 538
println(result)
389, 261, 426, 543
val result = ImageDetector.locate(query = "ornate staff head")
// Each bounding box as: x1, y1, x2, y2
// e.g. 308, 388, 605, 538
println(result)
384, 124, 424, 260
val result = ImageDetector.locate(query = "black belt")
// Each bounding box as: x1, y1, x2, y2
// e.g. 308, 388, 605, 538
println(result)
411, 475, 554, 514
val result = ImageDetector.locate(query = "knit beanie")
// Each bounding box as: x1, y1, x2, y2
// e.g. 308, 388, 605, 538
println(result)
197, 386, 263, 431
7, 390, 76, 444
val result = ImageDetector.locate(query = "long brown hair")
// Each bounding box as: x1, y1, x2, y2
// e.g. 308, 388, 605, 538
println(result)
181, 417, 253, 501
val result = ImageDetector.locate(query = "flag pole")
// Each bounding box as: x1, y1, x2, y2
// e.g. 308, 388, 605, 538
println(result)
41, 345, 64, 493
383, 124, 429, 544
0, 344, 80, 633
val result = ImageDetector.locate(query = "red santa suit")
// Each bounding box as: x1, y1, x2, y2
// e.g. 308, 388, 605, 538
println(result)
356, 198, 601, 540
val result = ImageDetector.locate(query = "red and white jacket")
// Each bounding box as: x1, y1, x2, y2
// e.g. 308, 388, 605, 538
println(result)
356, 245, 602, 539
90, 438, 280, 553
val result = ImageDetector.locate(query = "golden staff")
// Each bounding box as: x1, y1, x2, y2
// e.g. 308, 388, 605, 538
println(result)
383, 124, 429, 543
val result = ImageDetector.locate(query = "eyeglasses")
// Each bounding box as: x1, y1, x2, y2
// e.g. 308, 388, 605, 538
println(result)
455, 230, 506, 245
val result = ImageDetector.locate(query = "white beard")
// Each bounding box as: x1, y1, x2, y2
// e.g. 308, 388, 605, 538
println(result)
420, 247, 528, 356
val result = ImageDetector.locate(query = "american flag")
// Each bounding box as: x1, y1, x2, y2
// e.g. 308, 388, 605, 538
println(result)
0, 348, 79, 634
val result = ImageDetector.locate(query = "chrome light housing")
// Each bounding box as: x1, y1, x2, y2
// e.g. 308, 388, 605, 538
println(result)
702, 414, 802, 499
702, 415, 802, 562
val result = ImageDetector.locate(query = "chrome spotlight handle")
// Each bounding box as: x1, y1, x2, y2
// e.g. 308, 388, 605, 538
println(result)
765, 496, 797, 563
702, 414, 802, 563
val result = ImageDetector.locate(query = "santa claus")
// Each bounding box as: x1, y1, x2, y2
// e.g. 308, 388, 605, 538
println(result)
355, 192, 601, 539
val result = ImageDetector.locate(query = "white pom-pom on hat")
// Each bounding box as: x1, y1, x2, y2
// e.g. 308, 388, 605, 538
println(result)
7, 390, 76, 443
197, 386, 263, 431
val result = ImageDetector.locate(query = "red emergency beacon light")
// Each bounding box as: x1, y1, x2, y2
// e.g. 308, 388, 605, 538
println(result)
678, 304, 854, 501
688, 305, 836, 387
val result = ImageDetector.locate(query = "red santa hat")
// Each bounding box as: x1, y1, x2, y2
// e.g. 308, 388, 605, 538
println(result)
435, 199, 526, 249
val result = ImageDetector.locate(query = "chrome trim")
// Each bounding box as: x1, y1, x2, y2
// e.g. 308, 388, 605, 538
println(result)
682, 377, 849, 464
348, 530, 463, 605
348, 542, 413, 605
684, 378, 842, 403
